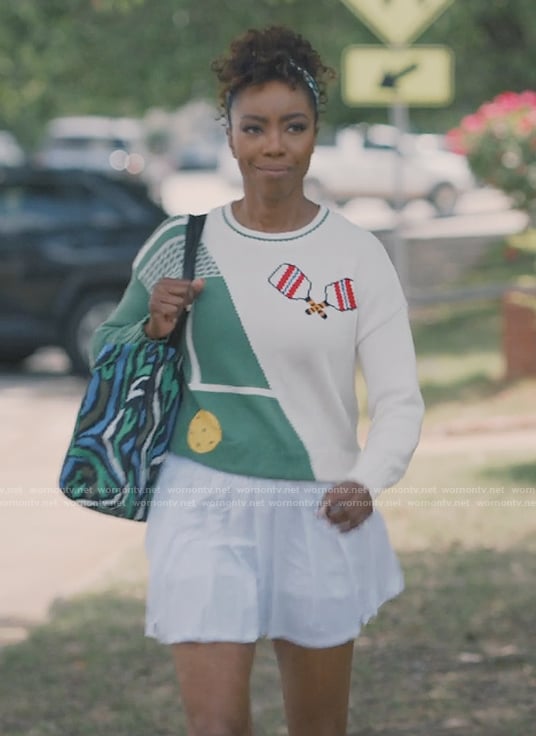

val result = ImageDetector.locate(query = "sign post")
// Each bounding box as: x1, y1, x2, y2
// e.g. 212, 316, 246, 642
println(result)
339, 0, 456, 296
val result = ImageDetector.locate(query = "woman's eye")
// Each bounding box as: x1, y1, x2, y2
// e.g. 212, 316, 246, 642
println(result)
242, 125, 262, 134
288, 123, 307, 133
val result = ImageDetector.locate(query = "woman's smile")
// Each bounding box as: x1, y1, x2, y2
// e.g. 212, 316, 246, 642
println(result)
227, 80, 317, 201
254, 164, 291, 175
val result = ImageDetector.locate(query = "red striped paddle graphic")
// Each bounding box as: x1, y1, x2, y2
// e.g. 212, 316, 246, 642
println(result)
268, 265, 357, 319
268, 263, 328, 319
324, 278, 357, 312
269, 263, 311, 300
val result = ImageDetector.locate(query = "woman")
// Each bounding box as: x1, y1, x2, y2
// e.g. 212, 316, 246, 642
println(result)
93, 25, 424, 736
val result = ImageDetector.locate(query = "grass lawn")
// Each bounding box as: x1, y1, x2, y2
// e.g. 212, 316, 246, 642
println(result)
1, 301, 535, 736
356, 297, 536, 431
0, 446, 534, 736
413, 300, 509, 427
411, 240, 536, 429
413, 300, 536, 430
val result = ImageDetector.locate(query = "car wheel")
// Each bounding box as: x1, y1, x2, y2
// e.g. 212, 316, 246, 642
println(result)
65, 292, 120, 375
430, 182, 458, 217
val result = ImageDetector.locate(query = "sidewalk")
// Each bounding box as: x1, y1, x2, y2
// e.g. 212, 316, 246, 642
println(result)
0, 377, 145, 646
418, 413, 536, 454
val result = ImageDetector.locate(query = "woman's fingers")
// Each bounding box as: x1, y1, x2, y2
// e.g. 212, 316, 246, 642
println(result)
317, 483, 373, 533
153, 278, 203, 310
145, 278, 205, 339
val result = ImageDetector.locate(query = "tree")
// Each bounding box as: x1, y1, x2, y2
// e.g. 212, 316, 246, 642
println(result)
0, 0, 535, 148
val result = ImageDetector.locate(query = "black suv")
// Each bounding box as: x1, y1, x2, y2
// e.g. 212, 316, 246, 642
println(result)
0, 167, 165, 373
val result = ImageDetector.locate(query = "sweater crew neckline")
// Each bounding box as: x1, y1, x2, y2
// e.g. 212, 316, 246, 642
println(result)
221, 202, 329, 242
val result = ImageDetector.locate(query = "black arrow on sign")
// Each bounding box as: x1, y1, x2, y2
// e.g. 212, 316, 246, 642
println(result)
380, 63, 419, 88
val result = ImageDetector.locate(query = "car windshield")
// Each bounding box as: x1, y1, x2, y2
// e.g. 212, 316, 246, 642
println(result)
0, 181, 122, 232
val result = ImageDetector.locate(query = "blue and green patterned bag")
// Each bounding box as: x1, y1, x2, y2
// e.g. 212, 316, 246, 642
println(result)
59, 213, 206, 521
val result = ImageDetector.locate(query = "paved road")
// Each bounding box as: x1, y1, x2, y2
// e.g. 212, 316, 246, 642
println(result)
0, 360, 145, 645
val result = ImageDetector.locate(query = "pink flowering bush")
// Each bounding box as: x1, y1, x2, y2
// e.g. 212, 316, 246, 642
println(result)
447, 91, 536, 225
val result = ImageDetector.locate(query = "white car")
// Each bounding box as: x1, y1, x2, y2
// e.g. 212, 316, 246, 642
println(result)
218, 124, 475, 217
307, 125, 475, 216
36, 116, 148, 178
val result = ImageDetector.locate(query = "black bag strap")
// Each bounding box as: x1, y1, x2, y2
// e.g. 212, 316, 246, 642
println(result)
168, 213, 207, 349
183, 213, 207, 280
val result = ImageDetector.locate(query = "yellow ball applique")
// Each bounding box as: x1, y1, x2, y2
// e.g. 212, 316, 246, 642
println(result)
187, 410, 222, 453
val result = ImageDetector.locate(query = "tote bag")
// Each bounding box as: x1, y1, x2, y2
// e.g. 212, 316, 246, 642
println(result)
59, 213, 206, 521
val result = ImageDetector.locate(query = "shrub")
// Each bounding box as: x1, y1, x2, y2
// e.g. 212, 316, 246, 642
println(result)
447, 91, 536, 225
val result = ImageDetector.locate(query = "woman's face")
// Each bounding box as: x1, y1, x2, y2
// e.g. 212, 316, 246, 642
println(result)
227, 79, 317, 201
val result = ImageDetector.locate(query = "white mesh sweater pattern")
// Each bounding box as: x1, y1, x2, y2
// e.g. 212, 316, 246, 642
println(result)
138, 236, 184, 292
195, 243, 221, 278
137, 238, 220, 292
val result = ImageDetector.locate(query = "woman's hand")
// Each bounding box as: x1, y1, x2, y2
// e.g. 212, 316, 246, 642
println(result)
317, 482, 373, 533
144, 277, 205, 340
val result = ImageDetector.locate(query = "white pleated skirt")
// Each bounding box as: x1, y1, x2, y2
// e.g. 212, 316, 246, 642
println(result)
145, 454, 404, 648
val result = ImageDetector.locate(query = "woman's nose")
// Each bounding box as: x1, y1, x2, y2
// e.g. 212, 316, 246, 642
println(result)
263, 128, 284, 154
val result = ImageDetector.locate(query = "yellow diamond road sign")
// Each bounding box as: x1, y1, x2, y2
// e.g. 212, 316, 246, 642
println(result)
340, 0, 454, 45
342, 45, 454, 106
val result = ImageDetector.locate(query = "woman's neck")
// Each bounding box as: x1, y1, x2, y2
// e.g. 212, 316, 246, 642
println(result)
231, 194, 319, 233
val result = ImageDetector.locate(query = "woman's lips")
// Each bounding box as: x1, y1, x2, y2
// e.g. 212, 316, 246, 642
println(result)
256, 165, 289, 176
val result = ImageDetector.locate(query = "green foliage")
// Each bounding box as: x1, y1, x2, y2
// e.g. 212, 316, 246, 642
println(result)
415, 0, 536, 132
1, 0, 536, 147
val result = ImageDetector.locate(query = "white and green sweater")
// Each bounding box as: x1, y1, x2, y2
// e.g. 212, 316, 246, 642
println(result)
92, 203, 424, 498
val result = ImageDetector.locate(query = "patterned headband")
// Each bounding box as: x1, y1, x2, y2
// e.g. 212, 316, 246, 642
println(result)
288, 59, 320, 111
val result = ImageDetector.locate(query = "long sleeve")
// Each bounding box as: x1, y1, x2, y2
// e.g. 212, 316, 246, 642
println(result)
348, 305, 424, 499
90, 274, 152, 367
90, 215, 187, 366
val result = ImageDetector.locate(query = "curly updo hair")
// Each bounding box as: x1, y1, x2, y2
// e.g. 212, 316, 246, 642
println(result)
211, 26, 335, 121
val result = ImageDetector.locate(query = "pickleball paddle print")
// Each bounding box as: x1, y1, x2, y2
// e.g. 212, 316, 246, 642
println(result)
268, 263, 357, 319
